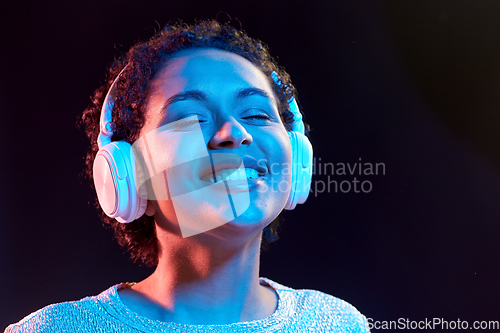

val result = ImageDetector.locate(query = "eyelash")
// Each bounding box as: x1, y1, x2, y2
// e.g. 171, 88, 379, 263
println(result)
180, 114, 208, 122
244, 114, 270, 120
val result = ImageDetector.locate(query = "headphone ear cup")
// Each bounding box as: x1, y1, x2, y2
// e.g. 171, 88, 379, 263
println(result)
93, 141, 146, 222
124, 144, 148, 221
133, 153, 149, 218
284, 131, 313, 210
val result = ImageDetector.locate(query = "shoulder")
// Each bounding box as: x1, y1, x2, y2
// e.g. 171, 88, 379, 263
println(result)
261, 278, 370, 332
4, 285, 123, 333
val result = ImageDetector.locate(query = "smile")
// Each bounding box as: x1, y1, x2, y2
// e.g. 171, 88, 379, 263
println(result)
198, 154, 268, 185
206, 168, 262, 183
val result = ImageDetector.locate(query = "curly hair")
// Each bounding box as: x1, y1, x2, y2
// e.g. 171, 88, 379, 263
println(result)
80, 19, 301, 267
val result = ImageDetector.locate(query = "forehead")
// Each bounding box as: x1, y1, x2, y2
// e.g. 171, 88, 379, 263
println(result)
148, 48, 274, 101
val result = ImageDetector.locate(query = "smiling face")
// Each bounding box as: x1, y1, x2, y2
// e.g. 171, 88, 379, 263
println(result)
139, 48, 292, 239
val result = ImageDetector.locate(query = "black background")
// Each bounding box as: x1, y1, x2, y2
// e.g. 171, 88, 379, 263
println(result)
1, 1, 500, 331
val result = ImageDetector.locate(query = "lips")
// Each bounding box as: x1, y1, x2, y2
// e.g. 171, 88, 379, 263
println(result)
198, 154, 267, 183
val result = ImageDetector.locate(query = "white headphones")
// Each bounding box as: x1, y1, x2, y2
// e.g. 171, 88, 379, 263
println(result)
270, 72, 313, 211
92, 66, 313, 223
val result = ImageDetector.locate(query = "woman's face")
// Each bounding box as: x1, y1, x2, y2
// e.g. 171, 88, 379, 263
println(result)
138, 48, 292, 239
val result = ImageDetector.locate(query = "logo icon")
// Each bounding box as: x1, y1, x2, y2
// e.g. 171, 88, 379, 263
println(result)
131, 116, 250, 237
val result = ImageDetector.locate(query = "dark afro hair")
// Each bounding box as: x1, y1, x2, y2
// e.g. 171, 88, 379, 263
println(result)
80, 19, 301, 267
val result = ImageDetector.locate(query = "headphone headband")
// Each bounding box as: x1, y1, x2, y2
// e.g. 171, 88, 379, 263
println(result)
271, 71, 305, 134
99, 68, 304, 143
97, 65, 128, 149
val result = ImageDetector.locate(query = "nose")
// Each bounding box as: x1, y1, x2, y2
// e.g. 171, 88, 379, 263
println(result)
208, 117, 253, 149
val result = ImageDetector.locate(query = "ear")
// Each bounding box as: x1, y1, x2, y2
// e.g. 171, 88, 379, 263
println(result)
145, 201, 156, 216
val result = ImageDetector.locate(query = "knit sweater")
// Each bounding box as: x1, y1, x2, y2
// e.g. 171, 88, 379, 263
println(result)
5, 278, 369, 332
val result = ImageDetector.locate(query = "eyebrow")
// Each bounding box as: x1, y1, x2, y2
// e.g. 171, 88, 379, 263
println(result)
160, 87, 274, 114
236, 87, 273, 101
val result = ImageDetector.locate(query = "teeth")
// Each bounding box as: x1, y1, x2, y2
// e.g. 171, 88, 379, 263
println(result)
209, 168, 261, 183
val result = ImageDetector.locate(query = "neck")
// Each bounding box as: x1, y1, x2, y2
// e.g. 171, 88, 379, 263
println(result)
119, 224, 277, 325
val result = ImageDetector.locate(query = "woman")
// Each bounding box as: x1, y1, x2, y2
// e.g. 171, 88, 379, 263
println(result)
5, 20, 369, 332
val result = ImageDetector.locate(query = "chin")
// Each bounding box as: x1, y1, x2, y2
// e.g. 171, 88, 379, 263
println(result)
226, 199, 283, 230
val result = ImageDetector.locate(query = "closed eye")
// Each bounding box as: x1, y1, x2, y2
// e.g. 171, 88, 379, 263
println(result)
177, 113, 209, 123
244, 114, 271, 120
161, 114, 207, 132
241, 109, 273, 123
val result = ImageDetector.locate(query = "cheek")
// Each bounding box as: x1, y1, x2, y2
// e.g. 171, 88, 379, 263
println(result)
261, 129, 293, 198
267, 129, 293, 169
